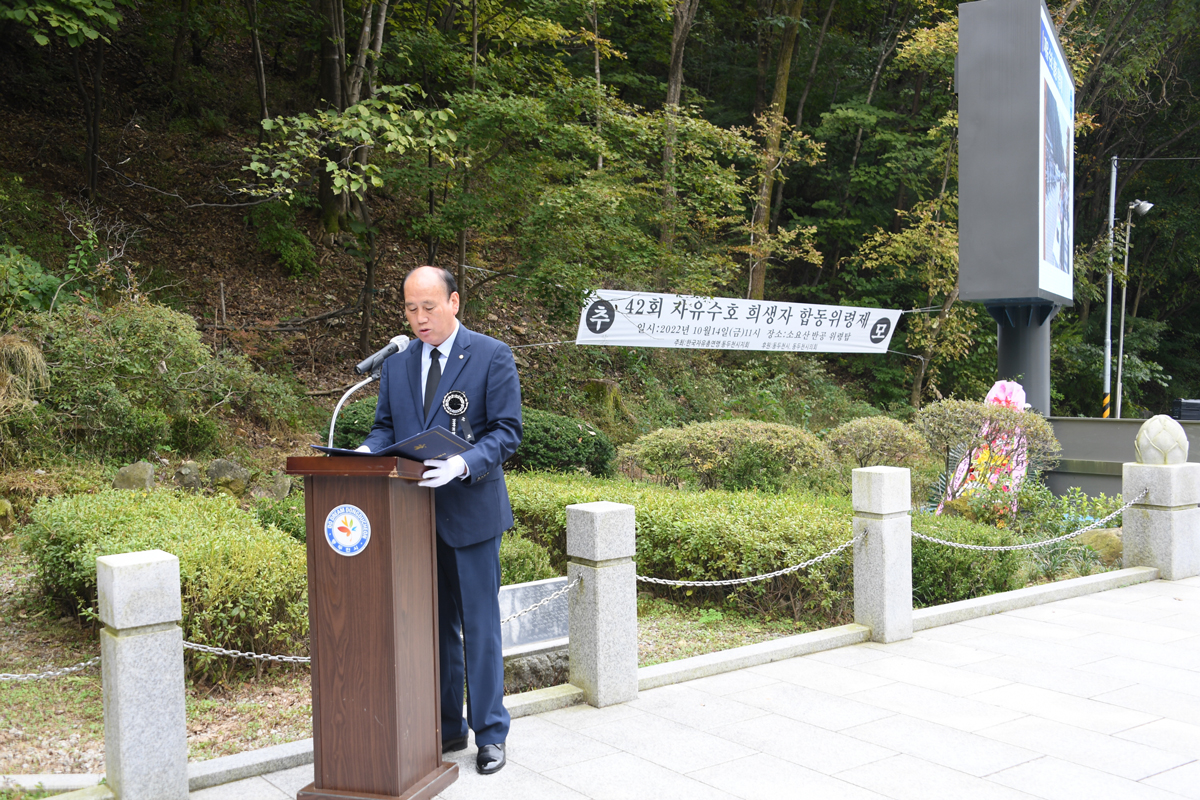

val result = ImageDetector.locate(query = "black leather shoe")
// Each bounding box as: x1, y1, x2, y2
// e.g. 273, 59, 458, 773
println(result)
476, 743, 506, 775
442, 735, 468, 753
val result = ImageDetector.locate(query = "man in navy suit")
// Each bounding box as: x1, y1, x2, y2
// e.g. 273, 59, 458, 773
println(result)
359, 265, 522, 775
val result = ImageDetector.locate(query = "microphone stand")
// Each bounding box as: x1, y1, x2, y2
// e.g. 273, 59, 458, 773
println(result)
327, 372, 380, 447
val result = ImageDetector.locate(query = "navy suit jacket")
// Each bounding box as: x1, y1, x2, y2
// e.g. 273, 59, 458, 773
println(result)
361, 325, 523, 548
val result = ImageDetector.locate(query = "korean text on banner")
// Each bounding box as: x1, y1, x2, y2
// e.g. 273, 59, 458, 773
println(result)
575, 291, 900, 354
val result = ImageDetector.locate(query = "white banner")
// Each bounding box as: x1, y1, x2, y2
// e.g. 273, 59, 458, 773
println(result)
575, 291, 901, 354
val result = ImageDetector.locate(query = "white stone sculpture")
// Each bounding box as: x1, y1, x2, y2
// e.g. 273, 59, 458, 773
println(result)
1135, 415, 1189, 465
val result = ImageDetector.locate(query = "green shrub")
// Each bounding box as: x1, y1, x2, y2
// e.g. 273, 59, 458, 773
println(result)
249, 202, 318, 277
507, 407, 616, 477
17, 302, 305, 460
621, 419, 835, 492
0, 245, 60, 324
909, 512, 1024, 606
170, 414, 221, 456
913, 399, 1061, 481
826, 416, 927, 468
253, 492, 307, 542
328, 394, 378, 449
499, 525, 558, 584
509, 472, 1025, 621
21, 489, 308, 681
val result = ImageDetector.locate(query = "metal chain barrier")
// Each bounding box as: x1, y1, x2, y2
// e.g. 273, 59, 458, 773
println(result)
912, 488, 1147, 552
0, 656, 101, 682
502, 577, 580, 625
182, 641, 311, 664
636, 533, 862, 588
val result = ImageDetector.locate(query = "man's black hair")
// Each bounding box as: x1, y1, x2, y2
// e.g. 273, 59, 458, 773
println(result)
402, 266, 458, 301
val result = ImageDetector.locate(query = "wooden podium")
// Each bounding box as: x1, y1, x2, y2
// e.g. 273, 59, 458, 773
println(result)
285, 456, 458, 800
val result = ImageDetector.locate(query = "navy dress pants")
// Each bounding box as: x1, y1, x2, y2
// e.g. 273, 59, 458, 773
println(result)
436, 533, 510, 747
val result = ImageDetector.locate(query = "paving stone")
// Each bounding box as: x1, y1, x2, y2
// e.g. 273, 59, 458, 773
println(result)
728, 680, 895, 731
747, 654, 896, 695
961, 654, 1133, 698
688, 752, 891, 800
842, 715, 1039, 777
1140, 760, 1200, 799
542, 752, 739, 800
989, 754, 1185, 800
860, 636, 999, 667
958, 631, 1107, 669
1078, 656, 1200, 698
835, 754, 1042, 800
850, 654, 1012, 697
506, 715, 620, 773
680, 668, 779, 696
845, 682, 1023, 733
970, 683, 1157, 734
538, 700, 645, 731
803, 644, 893, 666
709, 712, 895, 775
1116, 718, 1200, 759
437, 758, 589, 800
259, 764, 313, 796
1092, 683, 1200, 726
189, 776, 288, 799
1068, 632, 1200, 671
576, 712, 754, 774
978, 716, 1192, 781
957, 614, 1092, 642
625, 683, 769, 731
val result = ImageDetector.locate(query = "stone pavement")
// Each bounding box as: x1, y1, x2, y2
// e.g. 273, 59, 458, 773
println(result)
192, 577, 1200, 800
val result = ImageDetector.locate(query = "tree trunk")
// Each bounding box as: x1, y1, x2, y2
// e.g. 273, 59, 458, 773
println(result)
71, 43, 105, 201
589, 0, 604, 170
747, 0, 805, 300
244, 0, 270, 137
769, 0, 835, 233
910, 287, 959, 409
170, 0, 192, 86
752, 0, 776, 119
660, 0, 702, 252
357, 200, 379, 356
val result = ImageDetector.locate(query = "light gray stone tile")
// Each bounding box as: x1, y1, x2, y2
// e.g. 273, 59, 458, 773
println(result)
543, 752, 739, 800
851, 654, 1012, 697
958, 632, 1107, 669
1141, 760, 1200, 799
962, 655, 1133, 698
625, 684, 769, 730
1068, 632, 1200, 671
1079, 655, 1200, 696
507, 715, 620, 773
842, 715, 1039, 777
748, 655, 896, 695
688, 753, 891, 800
189, 776, 288, 799
710, 712, 895, 774
912, 624, 990, 644
1049, 610, 1197, 644
1117, 718, 1200, 759
989, 755, 1185, 800
861, 636, 998, 667
957, 614, 1089, 642
681, 668, 779, 696
845, 682, 1024, 733
970, 683, 1157, 734
436, 759, 589, 800
835, 754, 1042, 800
977, 716, 1192, 781
1093, 684, 1200, 726
1003, 605, 1085, 625
538, 701, 646, 731
1050, 595, 1182, 623
259, 764, 314, 797
804, 644, 893, 666
578, 711, 754, 773
1153, 613, 1200, 635
729, 680, 895, 731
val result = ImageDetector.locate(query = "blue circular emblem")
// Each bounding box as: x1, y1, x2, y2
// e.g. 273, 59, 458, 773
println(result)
324, 504, 372, 557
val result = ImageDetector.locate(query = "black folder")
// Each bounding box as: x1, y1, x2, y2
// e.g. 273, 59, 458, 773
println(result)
312, 426, 474, 462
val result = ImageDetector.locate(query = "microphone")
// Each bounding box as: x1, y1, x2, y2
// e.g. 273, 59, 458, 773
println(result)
354, 335, 410, 375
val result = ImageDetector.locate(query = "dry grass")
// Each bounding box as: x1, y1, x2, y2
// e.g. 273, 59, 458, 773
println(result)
636, 595, 814, 667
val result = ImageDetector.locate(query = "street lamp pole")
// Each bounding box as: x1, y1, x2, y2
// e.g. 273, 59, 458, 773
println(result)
1115, 198, 1154, 419
1104, 156, 1117, 418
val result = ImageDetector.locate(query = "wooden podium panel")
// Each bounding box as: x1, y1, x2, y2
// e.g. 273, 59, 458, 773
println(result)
286, 457, 458, 800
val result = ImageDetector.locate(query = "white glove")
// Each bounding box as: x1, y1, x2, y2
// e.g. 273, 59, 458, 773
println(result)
355, 445, 372, 453
420, 455, 467, 488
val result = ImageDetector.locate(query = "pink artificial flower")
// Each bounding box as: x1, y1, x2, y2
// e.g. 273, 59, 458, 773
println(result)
985, 380, 1029, 410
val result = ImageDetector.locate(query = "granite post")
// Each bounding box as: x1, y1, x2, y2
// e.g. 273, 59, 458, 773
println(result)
1123, 415, 1200, 580
98, 550, 189, 800
566, 501, 638, 707
853, 466, 913, 643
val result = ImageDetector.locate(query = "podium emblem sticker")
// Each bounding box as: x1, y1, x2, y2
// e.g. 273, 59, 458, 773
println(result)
324, 504, 371, 556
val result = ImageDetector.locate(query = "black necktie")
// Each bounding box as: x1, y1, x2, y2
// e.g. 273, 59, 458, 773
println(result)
424, 348, 441, 418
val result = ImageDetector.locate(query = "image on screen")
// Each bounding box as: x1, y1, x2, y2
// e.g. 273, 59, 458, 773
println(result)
1042, 79, 1071, 275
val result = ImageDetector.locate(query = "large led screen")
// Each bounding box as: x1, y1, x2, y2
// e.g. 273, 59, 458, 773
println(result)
1039, 7, 1073, 300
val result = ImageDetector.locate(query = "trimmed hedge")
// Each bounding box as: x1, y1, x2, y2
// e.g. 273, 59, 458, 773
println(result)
507, 407, 615, 477
21, 489, 308, 681
620, 419, 835, 492
499, 525, 558, 584
507, 472, 1023, 621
